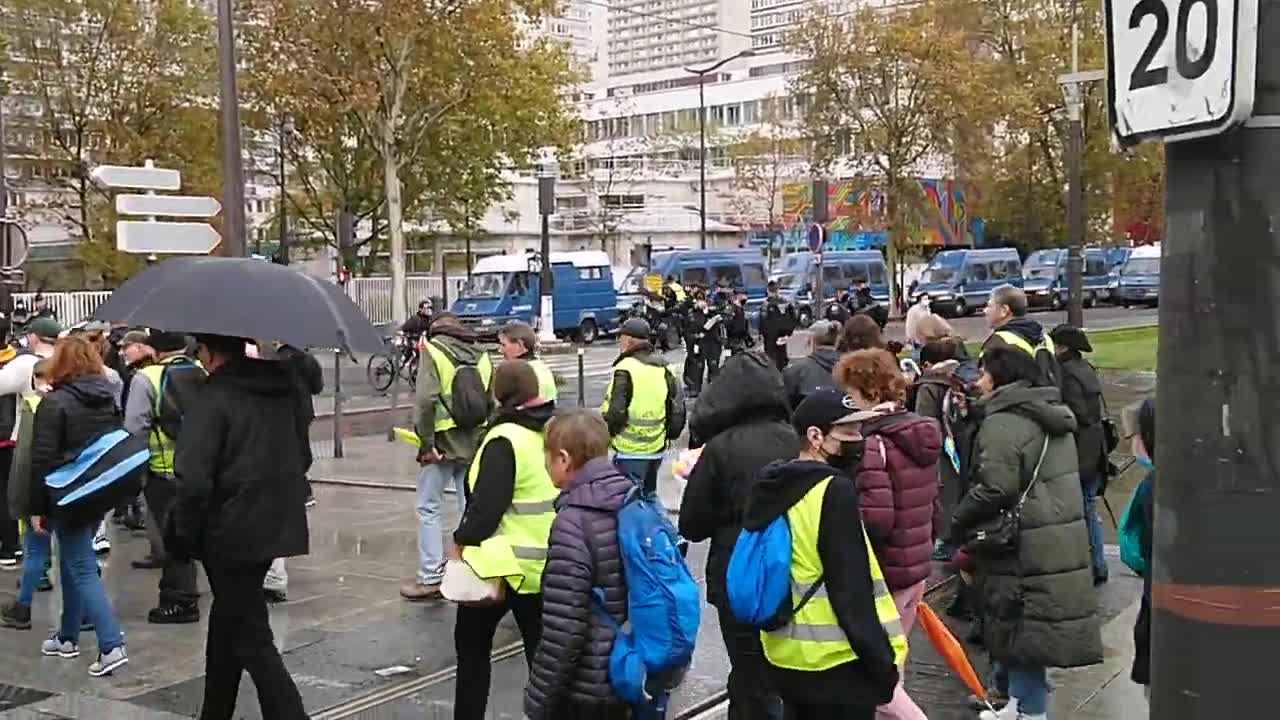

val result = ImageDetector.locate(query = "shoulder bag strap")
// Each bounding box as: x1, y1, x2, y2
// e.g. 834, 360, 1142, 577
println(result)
1015, 437, 1051, 509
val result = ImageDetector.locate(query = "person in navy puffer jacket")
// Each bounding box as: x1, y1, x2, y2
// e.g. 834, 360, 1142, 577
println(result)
524, 409, 633, 720
835, 348, 941, 720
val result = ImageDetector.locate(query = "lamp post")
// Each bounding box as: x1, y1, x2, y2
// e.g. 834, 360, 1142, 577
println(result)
1057, 24, 1103, 329
684, 49, 754, 250
216, 0, 247, 257
537, 162, 558, 343
277, 116, 294, 265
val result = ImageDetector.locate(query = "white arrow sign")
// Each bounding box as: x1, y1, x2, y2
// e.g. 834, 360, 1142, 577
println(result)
115, 194, 221, 218
117, 221, 220, 255
91, 165, 181, 191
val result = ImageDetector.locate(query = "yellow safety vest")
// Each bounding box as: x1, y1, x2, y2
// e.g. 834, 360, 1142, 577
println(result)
139, 356, 205, 475
600, 356, 668, 455
991, 330, 1056, 359
424, 342, 494, 433
762, 476, 909, 672
461, 422, 558, 594
528, 358, 558, 402
668, 282, 687, 303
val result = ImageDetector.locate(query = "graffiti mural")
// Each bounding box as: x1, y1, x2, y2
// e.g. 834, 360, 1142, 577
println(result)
779, 178, 982, 249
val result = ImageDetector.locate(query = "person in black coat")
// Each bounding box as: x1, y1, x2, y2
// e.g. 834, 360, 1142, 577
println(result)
168, 334, 308, 720
759, 281, 797, 371
525, 409, 632, 720
400, 300, 434, 340
1050, 324, 1110, 585
680, 351, 797, 719
724, 290, 753, 356
782, 320, 842, 410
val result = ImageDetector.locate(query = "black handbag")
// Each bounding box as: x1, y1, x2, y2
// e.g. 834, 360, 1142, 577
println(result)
965, 438, 1050, 555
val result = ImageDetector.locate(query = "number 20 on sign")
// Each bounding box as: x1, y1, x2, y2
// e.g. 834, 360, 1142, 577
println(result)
1105, 0, 1258, 145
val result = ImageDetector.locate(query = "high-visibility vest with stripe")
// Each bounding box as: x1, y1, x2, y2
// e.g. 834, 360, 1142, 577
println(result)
600, 356, 668, 455
991, 330, 1056, 359
668, 282, 687, 303
462, 422, 558, 594
139, 356, 203, 475
424, 342, 493, 433
762, 475, 909, 672
529, 358, 558, 402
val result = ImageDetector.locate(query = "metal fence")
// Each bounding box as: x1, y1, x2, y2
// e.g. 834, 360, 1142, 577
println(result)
9, 275, 464, 328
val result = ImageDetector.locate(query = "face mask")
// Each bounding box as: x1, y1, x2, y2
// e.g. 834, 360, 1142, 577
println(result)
1135, 455, 1154, 471
826, 439, 866, 470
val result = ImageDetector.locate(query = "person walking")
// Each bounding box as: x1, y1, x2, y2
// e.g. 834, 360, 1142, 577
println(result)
25, 336, 128, 676
680, 351, 795, 719
724, 290, 754, 356
834, 350, 940, 720
124, 330, 204, 623
760, 280, 796, 371
113, 330, 155, 533
523, 409, 633, 720
952, 348, 1102, 720
782, 320, 841, 410
498, 320, 557, 402
981, 285, 1060, 388
166, 333, 308, 720
406, 313, 494, 601
0, 317, 58, 568
1121, 399, 1155, 701
450, 361, 555, 720
742, 387, 906, 719
72, 323, 123, 556
1049, 324, 1110, 585
602, 318, 685, 496
1, 358, 53, 628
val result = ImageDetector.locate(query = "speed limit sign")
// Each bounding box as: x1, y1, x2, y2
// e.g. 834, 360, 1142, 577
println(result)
1105, 0, 1259, 144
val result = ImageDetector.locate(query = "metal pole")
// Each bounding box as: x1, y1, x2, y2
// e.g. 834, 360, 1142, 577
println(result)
698, 75, 707, 250
577, 346, 585, 407
278, 119, 289, 265
387, 370, 399, 442
1, 76, 10, 265
216, 0, 247, 258
464, 214, 472, 281
538, 173, 556, 343
1152, 16, 1278, 717
332, 349, 344, 459
1065, 23, 1085, 328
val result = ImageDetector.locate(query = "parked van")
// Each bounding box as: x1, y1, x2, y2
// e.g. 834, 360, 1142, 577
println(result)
772, 251, 890, 326
1112, 244, 1161, 308
617, 248, 769, 309
452, 251, 618, 343
1021, 248, 1111, 310
911, 247, 1023, 317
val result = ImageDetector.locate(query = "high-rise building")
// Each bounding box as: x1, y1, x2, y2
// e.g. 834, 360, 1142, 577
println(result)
749, 0, 811, 52
607, 0, 724, 77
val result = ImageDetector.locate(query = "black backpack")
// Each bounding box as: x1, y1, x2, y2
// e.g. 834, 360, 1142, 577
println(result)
154, 359, 207, 440
432, 342, 491, 431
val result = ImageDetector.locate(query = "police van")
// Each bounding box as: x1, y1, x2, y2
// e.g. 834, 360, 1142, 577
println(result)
452, 251, 619, 343
911, 247, 1024, 317
1111, 244, 1161, 308
771, 251, 890, 326
1021, 248, 1111, 310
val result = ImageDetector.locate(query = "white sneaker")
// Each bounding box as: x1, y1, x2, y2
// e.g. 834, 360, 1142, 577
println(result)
41, 636, 80, 658
979, 699, 1018, 720
89, 645, 128, 677
92, 522, 111, 554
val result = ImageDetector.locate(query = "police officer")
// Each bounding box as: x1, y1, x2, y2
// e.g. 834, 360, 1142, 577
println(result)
448, 361, 556, 720
602, 318, 685, 495
739, 387, 907, 717
724, 289, 753, 356
124, 330, 205, 624
497, 320, 557, 402
760, 280, 797, 371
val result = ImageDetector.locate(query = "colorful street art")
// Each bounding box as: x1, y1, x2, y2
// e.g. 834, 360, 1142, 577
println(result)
777, 178, 983, 250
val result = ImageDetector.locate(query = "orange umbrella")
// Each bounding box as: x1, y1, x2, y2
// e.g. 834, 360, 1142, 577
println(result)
917, 600, 995, 712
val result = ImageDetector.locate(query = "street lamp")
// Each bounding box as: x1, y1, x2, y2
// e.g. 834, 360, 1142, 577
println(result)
277, 116, 294, 265
537, 161, 558, 344
1057, 24, 1103, 329
684, 49, 754, 250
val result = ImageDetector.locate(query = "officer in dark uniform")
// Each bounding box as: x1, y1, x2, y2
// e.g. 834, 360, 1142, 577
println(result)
724, 289, 753, 356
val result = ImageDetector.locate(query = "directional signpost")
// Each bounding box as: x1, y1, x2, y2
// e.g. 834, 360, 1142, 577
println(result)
91, 160, 222, 255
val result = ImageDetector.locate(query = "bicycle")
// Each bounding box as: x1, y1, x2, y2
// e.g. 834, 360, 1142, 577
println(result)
366, 332, 418, 393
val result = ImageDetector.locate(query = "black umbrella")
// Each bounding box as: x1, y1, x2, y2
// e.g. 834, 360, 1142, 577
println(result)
90, 257, 384, 354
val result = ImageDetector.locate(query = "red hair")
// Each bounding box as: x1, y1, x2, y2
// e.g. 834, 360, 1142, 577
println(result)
833, 348, 906, 405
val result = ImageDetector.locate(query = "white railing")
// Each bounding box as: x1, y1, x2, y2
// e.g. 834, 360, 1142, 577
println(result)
9, 276, 465, 328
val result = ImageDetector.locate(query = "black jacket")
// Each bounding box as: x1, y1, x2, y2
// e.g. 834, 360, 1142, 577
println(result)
680, 352, 797, 606
743, 459, 899, 705
1058, 352, 1107, 477
28, 375, 123, 522
982, 317, 1061, 389
401, 313, 432, 339
782, 346, 840, 410
724, 305, 752, 350
452, 401, 555, 547
524, 457, 633, 718
759, 296, 797, 343
823, 297, 852, 326
602, 343, 685, 446
278, 346, 324, 473
170, 358, 310, 566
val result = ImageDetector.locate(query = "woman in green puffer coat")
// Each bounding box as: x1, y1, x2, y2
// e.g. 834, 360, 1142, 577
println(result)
953, 347, 1103, 720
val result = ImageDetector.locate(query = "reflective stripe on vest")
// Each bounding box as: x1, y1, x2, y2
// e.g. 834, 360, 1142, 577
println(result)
669, 283, 687, 303
762, 476, 909, 672
424, 342, 493, 433
992, 330, 1056, 359
600, 356, 669, 455
463, 423, 558, 593
139, 356, 197, 475
529, 358, 558, 402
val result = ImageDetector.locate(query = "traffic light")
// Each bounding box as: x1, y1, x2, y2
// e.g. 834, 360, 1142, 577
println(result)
336, 267, 350, 286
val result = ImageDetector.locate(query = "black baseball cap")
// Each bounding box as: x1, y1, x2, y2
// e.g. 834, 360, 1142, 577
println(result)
620, 318, 651, 339
792, 387, 879, 436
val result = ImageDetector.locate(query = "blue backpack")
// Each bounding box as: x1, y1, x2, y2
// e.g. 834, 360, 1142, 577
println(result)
726, 516, 824, 630
593, 490, 701, 705
45, 429, 150, 528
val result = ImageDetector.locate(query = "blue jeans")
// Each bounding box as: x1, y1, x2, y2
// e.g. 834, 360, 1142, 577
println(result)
17, 527, 51, 606
1008, 665, 1049, 715
416, 460, 466, 586
1081, 472, 1108, 581
54, 520, 124, 654
614, 456, 662, 497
